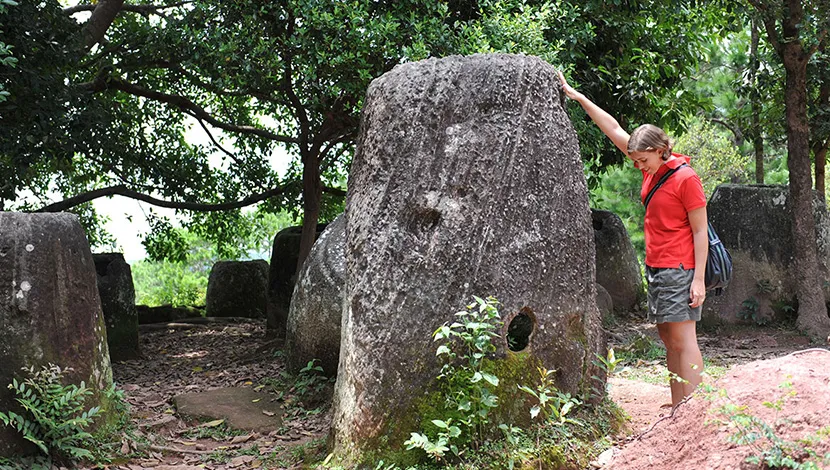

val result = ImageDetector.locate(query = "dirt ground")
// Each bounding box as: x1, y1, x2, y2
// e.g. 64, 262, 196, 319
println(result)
71, 317, 830, 470
108, 319, 331, 470
604, 318, 830, 470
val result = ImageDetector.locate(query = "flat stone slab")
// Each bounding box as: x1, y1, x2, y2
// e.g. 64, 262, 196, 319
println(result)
172, 387, 282, 433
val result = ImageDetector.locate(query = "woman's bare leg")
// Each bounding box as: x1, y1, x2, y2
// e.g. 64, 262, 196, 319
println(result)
657, 320, 703, 406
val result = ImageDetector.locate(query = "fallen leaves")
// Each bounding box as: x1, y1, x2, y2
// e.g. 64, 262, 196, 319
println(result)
111, 320, 334, 469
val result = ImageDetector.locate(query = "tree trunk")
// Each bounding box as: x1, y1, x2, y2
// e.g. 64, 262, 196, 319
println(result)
297, 151, 322, 275
816, 143, 826, 200
813, 72, 829, 201
753, 130, 765, 183
780, 36, 830, 339
750, 19, 765, 183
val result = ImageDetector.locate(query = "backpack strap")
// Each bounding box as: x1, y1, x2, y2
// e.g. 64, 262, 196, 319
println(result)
643, 163, 688, 209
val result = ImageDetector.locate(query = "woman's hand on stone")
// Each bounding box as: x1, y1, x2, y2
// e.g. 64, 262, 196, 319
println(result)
558, 70, 583, 101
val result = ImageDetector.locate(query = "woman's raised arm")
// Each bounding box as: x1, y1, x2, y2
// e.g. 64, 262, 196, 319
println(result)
558, 71, 630, 157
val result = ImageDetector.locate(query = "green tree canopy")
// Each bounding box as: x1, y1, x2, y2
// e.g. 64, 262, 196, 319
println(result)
1, 0, 736, 264
0, 0, 16, 102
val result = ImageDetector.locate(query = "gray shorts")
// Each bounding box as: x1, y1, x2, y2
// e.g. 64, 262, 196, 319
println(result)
646, 265, 702, 324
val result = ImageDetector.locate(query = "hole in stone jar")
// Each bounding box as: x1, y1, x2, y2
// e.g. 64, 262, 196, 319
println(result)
405, 206, 441, 234
506, 308, 535, 352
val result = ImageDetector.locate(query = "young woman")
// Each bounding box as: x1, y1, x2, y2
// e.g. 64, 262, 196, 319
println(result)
558, 71, 707, 407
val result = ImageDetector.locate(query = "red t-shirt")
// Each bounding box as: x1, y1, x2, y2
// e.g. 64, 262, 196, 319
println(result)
637, 154, 707, 269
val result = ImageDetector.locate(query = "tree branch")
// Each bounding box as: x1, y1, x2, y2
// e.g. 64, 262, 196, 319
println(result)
35, 184, 298, 213
192, 115, 245, 167
747, 1, 782, 55
323, 186, 347, 198
146, 60, 288, 105
65, 2, 191, 17
79, 74, 299, 144
808, 27, 828, 62
34, 183, 344, 213
282, 10, 310, 157
81, 0, 124, 52
710, 118, 744, 147
318, 131, 356, 175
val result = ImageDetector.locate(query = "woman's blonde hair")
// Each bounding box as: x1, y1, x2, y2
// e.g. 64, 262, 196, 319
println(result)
627, 124, 673, 160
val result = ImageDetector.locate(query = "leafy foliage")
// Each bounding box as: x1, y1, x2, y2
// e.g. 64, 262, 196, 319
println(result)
264, 358, 335, 422
674, 117, 752, 197
518, 367, 583, 426
0, 0, 561, 259
132, 259, 208, 307
737, 297, 767, 326
686, 25, 787, 170
133, 210, 291, 306
405, 296, 504, 461
0, 365, 101, 465
0, 0, 17, 103
589, 163, 646, 259
557, 0, 740, 170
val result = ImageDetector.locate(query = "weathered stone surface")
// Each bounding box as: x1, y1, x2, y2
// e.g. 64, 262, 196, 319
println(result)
0, 212, 113, 457
592, 209, 644, 313
704, 184, 830, 324
206, 260, 268, 318
136, 305, 205, 324
596, 283, 614, 319
330, 54, 606, 464
173, 387, 282, 432
286, 214, 345, 376
94, 253, 139, 361
266, 224, 327, 334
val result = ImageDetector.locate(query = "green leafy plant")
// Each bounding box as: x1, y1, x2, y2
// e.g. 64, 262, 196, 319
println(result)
590, 347, 626, 398
284, 359, 335, 413
497, 423, 532, 470
0, 364, 101, 465
0, 0, 17, 103
737, 296, 769, 325
756, 279, 775, 295
706, 381, 830, 469
405, 295, 504, 461
266, 359, 334, 418
88, 382, 132, 464
771, 298, 798, 326
518, 367, 583, 427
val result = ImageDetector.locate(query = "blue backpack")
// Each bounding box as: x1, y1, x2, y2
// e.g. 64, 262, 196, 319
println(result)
644, 163, 733, 295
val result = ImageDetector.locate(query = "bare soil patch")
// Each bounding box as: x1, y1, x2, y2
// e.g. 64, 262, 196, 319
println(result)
605, 317, 830, 470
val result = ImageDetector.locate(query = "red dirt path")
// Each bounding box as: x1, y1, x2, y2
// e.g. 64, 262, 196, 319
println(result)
606, 349, 830, 470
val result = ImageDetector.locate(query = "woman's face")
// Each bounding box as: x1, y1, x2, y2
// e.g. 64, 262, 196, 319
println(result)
630, 149, 665, 175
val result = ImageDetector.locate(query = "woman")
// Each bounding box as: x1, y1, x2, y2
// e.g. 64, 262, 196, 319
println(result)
559, 71, 707, 407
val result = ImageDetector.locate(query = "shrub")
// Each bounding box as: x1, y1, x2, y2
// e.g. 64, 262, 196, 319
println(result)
0, 364, 101, 465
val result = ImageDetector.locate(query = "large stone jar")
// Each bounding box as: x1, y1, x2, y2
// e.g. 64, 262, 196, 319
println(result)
330, 54, 606, 465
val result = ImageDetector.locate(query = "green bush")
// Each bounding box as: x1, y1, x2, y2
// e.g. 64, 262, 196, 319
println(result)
132, 259, 209, 307
133, 210, 295, 307
673, 118, 752, 198
707, 381, 830, 469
